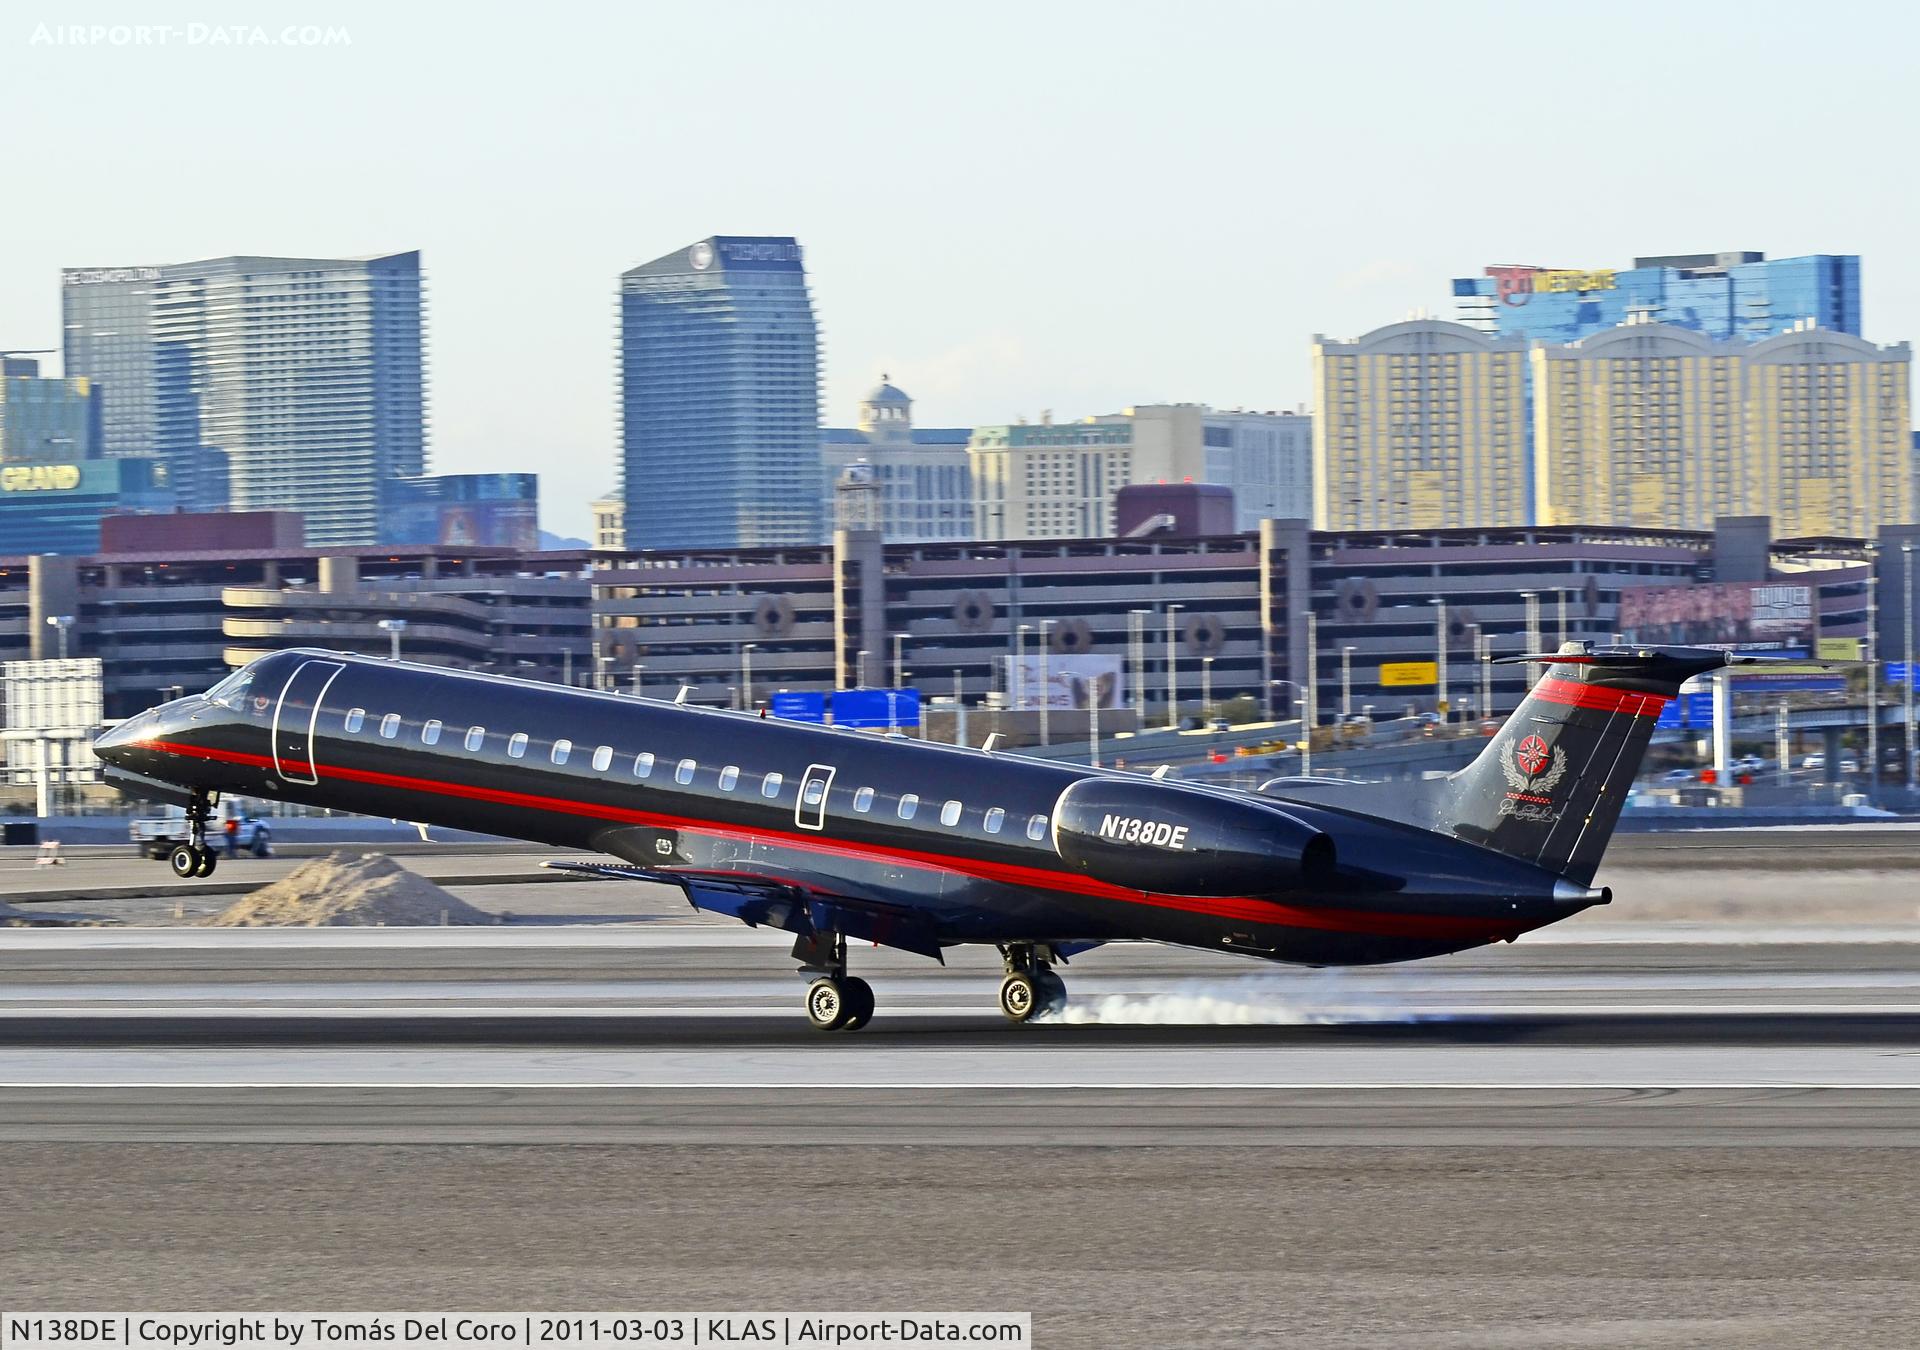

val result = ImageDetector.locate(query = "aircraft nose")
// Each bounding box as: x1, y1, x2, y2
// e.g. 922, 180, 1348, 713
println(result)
93, 713, 150, 765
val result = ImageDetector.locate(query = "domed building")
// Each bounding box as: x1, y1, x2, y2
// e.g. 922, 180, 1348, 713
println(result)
820, 375, 974, 541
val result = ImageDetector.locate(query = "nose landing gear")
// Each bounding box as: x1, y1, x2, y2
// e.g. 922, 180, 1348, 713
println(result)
168, 790, 219, 879
998, 944, 1067, 1023
794, 930, 875, 1032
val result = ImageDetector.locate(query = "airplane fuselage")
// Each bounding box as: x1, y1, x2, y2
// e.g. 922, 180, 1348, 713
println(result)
97, 649, 1596, 968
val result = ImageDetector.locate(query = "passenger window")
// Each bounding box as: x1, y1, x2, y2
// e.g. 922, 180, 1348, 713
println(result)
379, 713, 401, 739
551, 738, 572, 765
464, 725, 485, 752
940, 800, 963, 827
853, 786, 874, 812
675, 758, 696, 784
592, 745, 613, 772
344, 708, 365, 733
1027, 814, 1049, 841
719, 765, 739, 791
634, 751, 654, 778
802, 778, 827, 806
761, 772, 783, 798
421, 719, 442, 746
898, 793, 919, 820
984, 807, 1005, 834
508, 732, 528, 759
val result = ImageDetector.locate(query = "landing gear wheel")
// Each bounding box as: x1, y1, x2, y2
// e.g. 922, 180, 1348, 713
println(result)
192, 849, 217, 878
840, 977, 876, 1031
999, 972, 1042, 1023
168, 844, 199, 879
806, 977, 852, 1031
1034, 969, 1068, 1017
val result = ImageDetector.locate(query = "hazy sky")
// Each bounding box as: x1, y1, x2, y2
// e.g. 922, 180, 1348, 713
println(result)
5, 0, 1915, 537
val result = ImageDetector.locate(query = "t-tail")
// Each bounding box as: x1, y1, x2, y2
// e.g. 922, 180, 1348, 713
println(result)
1426, 644, 1799, 885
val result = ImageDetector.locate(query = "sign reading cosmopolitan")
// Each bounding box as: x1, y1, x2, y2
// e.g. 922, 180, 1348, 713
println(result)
686, 236, 805, 272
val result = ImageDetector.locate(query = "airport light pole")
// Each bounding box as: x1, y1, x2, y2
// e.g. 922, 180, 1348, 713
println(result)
1039, 618, 1054, 748
1557, 588, 1569, 649
631, 662, 645, 696
1430, 598, 1448, 724
1865, 543, 1879, 802
46, 614, 74, 660
893, 633, 906, 690
1340, 646, 1354, 719
1165, 605, 1185, 730
1520, 591, 1541, 687
1304, 610, 1318, 774
1015, 625, 1029, 715
1475, 624, 1491, 721
1201, 655, 1214, 725
377, 618, 407, 661
1906, 543, 1915, 792
740, 644, 756, 712
1128, 609, 1149, 723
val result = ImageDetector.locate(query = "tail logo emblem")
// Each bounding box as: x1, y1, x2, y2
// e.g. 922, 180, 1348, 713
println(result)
1514, 734, 1551, 777
1500, 732, 1568, 823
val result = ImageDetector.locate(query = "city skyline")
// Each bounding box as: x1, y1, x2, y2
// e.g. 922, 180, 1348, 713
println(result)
6, 1, 1917, 538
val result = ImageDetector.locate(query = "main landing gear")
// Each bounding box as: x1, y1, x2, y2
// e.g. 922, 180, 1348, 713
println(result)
997, 944, 1067, 1023
167, 789, 220, 880
794, 930, 875, 1032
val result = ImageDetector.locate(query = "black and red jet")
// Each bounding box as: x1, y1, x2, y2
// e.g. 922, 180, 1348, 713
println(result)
95, 643, 1752, 1029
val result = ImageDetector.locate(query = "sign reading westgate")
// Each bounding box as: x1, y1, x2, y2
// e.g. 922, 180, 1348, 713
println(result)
1486, 264, 1618, 307
0, 464, 83, 492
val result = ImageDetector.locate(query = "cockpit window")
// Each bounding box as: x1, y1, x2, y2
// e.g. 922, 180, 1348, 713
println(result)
205, 667, 256, 711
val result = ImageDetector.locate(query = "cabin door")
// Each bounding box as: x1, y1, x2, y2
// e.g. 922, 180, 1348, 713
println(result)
795, 762, 836, 832
272, 659, 346, 785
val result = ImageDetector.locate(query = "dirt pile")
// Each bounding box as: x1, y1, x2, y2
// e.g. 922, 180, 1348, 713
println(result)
202, 852, 498, 927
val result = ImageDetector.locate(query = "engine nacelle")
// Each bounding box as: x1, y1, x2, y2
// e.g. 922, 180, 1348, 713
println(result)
1050, 777, 1336, 897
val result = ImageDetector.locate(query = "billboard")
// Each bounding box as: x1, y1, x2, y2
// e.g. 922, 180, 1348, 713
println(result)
831, 688, 920, 729
1003, 655, 1124, 710
1379, 661, 1438, 688
1618, 582, 1814, 651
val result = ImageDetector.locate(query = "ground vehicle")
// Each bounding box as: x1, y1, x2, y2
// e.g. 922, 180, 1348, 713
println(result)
1660, 768, 1696, 784
130, 800, 271, 861
1801, 753, 1826, 771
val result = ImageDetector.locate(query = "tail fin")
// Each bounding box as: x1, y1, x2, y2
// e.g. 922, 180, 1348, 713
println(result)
1435, 644, 1770, 884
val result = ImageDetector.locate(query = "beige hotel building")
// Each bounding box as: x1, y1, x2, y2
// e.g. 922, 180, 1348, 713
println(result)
1533, 321, 1912, 537
1311, 321, 1531, 531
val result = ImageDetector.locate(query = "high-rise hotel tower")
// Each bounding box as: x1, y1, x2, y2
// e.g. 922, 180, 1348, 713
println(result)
62, 252, 426, 544
619, 236, 821, 549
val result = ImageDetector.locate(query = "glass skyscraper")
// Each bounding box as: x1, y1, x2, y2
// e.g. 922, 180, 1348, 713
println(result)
620, 236, 820, 548
1452, 251, 1861, 344
63, 252, 426, 544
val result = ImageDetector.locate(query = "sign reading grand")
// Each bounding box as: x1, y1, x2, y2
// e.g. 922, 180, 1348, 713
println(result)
1486, 265, 1617, 307
0, 464, 83, 492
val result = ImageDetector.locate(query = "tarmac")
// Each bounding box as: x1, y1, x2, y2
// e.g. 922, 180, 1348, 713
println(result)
6, 834, 1920, 1345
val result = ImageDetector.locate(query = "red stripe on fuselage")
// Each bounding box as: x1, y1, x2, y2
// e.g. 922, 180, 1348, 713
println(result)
1533, 675, 1671, 719
137, 737, 1528, 943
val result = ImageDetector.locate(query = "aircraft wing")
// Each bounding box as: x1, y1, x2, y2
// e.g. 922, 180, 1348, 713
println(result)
542, 860, 946, 962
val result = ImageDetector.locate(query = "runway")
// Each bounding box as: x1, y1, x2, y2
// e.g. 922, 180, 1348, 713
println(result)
10, 924, 1920, 1342
8, 926, 1920, 1139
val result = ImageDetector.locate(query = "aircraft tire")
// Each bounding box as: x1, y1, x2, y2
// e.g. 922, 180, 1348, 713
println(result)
841, 977, 876, 1031
168, 844, 199, 879
999, 973, 1041, 1023
193, 848, 218, 879
1034, 969, 1068, 1017
805, 977, 852, 1031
